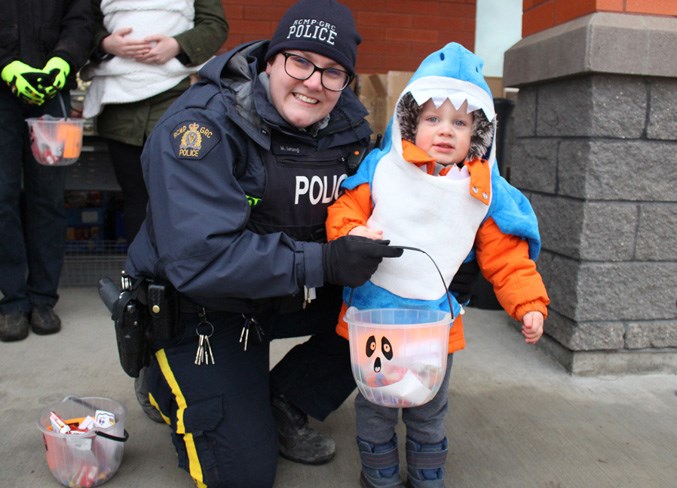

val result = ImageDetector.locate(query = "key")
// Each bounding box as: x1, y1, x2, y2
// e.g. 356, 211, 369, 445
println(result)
194, 307, 215, 366
203, 335, 215, 364
250, 317, 265, 344
240, 322, 250, 351
194, 334, 204, 365
303, 286, 316, 309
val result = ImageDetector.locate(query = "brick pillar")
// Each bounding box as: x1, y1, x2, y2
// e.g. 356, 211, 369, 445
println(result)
503, 12, 677, 375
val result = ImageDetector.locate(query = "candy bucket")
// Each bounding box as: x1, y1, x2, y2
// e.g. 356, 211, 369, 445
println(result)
345, 245, 456, 408
26, 116, 84, 166
37, 396, 128, 488
347, 307, 451, 408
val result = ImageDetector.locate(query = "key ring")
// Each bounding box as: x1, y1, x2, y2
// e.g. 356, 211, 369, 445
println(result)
195, 320, 214, 338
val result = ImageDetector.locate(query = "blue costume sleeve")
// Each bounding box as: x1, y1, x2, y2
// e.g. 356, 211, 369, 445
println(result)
486, 163, 542, 259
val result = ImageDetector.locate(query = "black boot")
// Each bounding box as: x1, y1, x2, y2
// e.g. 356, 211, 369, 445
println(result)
271, 394, 335, 465
30, 305, 61, 335
134, 367, 164, 423
0, 311, 29, 342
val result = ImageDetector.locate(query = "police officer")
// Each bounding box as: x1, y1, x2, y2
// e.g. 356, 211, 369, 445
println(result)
125, 0, 402, 486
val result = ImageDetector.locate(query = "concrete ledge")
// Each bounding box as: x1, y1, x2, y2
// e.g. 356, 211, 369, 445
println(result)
504, 12, 677, 87
507, 318, 677, 375
537, 331, 677, 376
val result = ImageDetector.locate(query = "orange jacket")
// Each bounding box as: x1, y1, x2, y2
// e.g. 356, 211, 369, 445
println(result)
326, 142, 549, 353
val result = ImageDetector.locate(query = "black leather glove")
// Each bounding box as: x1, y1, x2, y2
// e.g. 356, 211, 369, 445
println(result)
323, 235, 404, 288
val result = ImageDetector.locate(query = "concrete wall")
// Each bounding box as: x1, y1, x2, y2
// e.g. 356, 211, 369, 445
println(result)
503, 13, 677, 375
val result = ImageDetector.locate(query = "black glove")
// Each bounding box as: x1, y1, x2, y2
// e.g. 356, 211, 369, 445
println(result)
323, 235, 404, 288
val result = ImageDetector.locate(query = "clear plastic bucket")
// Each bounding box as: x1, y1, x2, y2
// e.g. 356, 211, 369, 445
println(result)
346, 307, 451, 408
37, 396, 128, 488
26, 116, 84, 166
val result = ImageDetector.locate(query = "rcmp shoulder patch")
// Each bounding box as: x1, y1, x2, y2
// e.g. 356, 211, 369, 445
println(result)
171, 120, 221, 160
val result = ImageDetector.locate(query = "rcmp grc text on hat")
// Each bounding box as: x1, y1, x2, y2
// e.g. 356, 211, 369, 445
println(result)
265, 0, 361, 75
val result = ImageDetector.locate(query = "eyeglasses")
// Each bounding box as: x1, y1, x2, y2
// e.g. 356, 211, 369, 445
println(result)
282, 52, 353, 92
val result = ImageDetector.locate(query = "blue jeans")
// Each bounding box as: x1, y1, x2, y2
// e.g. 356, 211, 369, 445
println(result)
0, 90, 69, 313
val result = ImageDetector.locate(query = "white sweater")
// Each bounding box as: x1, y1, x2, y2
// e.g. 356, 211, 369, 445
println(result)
82, 0, 204, 118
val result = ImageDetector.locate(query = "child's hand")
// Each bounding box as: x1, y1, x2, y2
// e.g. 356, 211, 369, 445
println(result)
521, 311, 544, 344
349, 226, 384, 240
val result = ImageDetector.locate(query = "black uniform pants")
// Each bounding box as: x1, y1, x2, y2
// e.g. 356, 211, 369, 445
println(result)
146, 285, 356, 487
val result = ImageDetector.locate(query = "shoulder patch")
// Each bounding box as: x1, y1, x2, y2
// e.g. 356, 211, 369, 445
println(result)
171, 121, 221, 160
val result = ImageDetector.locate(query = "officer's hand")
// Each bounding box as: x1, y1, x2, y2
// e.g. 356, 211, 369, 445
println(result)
43, 57, 70, 91
1, 60, 51, 105
322, 236, 403, 288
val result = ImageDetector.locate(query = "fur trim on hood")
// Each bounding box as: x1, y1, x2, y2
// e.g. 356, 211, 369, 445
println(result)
381, 43, 497, 168
396, 91, 495, 162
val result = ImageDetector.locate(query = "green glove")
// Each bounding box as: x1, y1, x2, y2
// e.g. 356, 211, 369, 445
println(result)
0, 60, 51, 105
43, 57, 70, 91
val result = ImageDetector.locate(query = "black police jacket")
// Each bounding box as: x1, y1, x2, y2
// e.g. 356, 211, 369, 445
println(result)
126, 40, 372, 311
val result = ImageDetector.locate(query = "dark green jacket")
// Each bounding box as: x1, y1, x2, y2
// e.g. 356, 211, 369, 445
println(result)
90, 0, 228, 145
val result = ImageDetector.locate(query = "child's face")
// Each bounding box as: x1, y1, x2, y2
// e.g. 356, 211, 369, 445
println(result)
415, 99, 473, 165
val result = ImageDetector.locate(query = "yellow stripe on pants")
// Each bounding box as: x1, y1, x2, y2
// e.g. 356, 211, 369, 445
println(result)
156, 349, 205, 485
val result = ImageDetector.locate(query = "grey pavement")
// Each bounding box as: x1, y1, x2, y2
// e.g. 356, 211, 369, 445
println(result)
1, 287, 676, 488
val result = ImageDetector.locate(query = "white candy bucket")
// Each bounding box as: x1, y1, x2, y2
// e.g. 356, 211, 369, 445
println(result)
26, 116, 84, 166
347, 308, 451, 408
346, 245, 454, 408
37, 396, 128, 488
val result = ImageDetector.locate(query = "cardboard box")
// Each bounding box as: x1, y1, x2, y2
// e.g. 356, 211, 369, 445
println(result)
357, 73, 388, 139
357, 71, 415, 140
385, 71, 414, 127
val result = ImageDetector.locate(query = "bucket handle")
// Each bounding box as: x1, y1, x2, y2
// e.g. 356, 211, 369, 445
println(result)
95, 429, 129, 443
347, 245, 455, 319
57, 91, 69, 120
62, 395, 129, 442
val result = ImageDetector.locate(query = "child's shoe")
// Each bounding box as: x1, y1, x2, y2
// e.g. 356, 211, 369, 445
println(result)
405, 436, 448, 488
358, 435, 405, 488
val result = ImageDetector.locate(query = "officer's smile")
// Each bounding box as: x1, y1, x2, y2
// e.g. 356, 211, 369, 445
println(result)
294, 92, 319, 104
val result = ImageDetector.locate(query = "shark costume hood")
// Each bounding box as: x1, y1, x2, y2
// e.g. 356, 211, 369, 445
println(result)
338, 43, 542, 318
393, 42, 497, 167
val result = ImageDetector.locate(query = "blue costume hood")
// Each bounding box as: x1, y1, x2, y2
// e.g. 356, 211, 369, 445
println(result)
344, 42, 542, 259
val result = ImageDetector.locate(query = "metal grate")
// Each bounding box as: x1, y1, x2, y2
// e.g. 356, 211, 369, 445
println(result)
60, 241, 127, 288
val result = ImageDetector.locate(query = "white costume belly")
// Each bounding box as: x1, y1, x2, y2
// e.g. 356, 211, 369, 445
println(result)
368, 153, 489, 300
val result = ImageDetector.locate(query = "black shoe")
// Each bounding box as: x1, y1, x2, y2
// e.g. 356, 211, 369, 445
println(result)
271, 394, 335, 465
30, 306, 61, 335
134, 367, 165, 424
0, 311, 30, 342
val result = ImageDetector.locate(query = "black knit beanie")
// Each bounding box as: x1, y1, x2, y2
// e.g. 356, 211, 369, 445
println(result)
265, 0, 361, 75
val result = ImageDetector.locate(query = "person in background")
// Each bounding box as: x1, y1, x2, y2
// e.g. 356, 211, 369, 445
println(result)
0, 0, 93, 342
81, 0, 229, 243
124, 0, 402, 486
81, 0, 228, 423
326, 42, 550, 488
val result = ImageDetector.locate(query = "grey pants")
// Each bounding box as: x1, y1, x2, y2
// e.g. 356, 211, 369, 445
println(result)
355, 354, 454, 444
